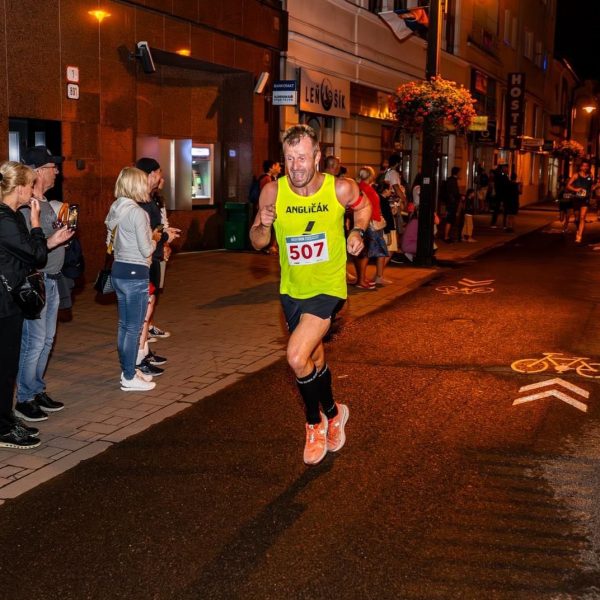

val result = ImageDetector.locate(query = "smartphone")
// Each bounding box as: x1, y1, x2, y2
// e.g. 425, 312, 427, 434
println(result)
67, 204, 79, 230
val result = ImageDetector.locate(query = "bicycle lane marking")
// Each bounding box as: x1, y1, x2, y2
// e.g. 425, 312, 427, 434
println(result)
512, 379, 590, 413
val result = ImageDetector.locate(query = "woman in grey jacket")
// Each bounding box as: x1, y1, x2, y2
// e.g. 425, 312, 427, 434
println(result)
104, 167, 159, 392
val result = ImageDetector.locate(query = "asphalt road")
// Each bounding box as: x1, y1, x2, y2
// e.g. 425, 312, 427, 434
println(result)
3, 226, 600, 599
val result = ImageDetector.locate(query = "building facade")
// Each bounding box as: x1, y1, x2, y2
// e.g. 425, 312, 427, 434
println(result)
0, 0, 286, 267
282, 0, 570, 204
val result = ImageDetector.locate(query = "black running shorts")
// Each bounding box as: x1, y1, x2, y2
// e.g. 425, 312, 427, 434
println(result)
280, 294, 345, 333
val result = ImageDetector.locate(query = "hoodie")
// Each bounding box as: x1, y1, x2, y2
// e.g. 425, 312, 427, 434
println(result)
104, 197, 155, 269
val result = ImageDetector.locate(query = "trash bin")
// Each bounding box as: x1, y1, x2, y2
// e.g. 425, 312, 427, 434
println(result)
224, 202, 249, 250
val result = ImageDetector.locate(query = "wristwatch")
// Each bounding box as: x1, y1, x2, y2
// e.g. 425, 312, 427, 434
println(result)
350, 227, 365, 238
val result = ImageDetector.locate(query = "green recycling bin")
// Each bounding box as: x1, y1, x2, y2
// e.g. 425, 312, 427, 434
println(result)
224, 202, 249, 250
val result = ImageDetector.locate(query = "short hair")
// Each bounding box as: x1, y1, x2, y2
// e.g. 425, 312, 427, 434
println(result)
114, 167, 149, 202
581, 158, 591, 166
388, 154, 401, 167
0, 161, 35, 199
324, 155, 340, 170
263, 159, 276, 173
451, 166, 460, 176
282, 124, 319, 156
357, 165, 375, 182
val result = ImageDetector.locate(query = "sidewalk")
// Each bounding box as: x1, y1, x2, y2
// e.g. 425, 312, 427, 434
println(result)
0, 208, 557, 503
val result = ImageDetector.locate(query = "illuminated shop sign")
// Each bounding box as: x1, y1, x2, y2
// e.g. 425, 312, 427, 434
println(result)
299, 68, 350, 118
505, 72, 526, 150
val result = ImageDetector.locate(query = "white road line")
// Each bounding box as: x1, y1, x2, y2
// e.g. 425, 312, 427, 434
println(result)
512, 390, 588, 413
518, 378, 589, 398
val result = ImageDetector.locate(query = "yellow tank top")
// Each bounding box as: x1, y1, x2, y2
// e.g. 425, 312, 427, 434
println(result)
274, 174, 347, 299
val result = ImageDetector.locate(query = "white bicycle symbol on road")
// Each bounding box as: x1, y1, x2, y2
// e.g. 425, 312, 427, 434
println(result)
511, 352, 600, 379
435, 285, 494, 295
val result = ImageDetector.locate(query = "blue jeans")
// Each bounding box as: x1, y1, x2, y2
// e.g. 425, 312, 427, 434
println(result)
16, 277, 60, 404
113, 277, 148, 380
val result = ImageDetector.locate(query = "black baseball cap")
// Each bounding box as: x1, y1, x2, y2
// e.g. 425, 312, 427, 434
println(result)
135, 157, 161, 174
22, 146, 64, 168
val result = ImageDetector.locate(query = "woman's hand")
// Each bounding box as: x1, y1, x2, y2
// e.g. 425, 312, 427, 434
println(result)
165, 227, 181, 244
29, 198, 41, 229
47, 226, 74, 249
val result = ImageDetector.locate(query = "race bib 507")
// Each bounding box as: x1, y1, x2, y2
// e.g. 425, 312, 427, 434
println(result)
285, 232, 329, 266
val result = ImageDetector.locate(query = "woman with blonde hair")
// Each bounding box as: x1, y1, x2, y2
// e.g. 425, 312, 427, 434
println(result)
0, 161, 72, 449
105, 167, 170, 392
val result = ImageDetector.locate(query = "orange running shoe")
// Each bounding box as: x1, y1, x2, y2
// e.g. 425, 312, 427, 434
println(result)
303, 414, 328, 465
327, 403, 349, 452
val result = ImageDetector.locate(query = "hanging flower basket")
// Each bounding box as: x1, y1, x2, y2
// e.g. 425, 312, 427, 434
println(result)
554, 139, 584, 159
391, 76, 477, 136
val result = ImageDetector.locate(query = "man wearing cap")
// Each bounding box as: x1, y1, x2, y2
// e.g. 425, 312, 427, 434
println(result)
15, 146, 73, 422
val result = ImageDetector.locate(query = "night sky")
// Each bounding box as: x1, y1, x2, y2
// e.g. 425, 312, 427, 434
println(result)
555, 0, 599, 80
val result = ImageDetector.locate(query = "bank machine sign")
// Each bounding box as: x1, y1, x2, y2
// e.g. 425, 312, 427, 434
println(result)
272, 80, 297, 106
299, 68, 350, 118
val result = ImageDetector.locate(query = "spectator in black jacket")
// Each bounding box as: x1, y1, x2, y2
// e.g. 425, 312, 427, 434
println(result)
0, 161, 72, 449
442, 166, 461, 242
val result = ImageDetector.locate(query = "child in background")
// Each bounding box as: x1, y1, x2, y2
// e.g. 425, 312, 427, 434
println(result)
461, 188, 477, 242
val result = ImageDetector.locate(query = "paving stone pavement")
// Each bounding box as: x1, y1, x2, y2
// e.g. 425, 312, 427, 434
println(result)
0, 210, 556, 502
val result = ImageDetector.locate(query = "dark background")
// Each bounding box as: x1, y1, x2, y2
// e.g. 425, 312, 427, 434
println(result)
555, 0, 599, 80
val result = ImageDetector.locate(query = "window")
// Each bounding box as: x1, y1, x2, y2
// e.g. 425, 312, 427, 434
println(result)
511, 17, 518, 48
534, 41, 543, 68
503, 9, 511, 45
524, 30, 534, 60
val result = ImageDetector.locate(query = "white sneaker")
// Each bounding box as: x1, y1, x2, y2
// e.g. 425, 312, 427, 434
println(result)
120, 373, 156, 392
135, 368, 154, 382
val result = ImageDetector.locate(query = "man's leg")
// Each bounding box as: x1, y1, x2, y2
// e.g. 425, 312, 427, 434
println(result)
33, 279, 60, 395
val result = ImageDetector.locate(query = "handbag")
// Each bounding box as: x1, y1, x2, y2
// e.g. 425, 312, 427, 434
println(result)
93, 263, 114, 294
0, 271, 46, 319
369, 217, 387, 231
94, 226, 116, 295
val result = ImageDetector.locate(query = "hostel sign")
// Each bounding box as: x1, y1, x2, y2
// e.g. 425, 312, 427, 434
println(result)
299, 68, 350, 118
505, 73, 525, 150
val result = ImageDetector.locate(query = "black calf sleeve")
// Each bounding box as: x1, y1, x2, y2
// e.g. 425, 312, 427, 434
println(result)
296, 364, 338, 424
318, 365, 338, 419
296, 366, 321, 425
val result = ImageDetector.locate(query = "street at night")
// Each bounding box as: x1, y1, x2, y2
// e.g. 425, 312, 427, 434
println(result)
2, 214, 600, 598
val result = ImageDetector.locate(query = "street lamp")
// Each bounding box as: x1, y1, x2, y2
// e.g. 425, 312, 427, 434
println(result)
415, 0, 442, 266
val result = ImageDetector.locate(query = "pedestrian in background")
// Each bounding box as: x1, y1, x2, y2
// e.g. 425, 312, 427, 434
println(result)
105, 167, 162, 392
441, 166, 461, 242
461, 188, 477, 242
15, 147, 73, 423
503, 172, 521, 232
0, 161, 71, 448
567, 159, 597, 244
491, 164, 509, 229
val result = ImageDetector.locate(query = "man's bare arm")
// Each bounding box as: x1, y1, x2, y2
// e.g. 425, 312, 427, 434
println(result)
249, 181, 277, 250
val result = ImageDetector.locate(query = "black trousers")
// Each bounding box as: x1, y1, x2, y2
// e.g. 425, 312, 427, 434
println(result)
0, 313, 24, 434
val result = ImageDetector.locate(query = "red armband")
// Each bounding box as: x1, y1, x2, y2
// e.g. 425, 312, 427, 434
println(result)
347, 194, 363, 209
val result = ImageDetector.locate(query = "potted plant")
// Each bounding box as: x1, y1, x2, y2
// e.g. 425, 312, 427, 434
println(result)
391, 76, 477, 135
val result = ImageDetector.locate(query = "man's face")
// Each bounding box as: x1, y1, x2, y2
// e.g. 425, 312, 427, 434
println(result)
148, 167, 163, 192
283, 137, 320, 189
36, 163, 57, 192
582, 162, 591, 174
271, 162, 281, 176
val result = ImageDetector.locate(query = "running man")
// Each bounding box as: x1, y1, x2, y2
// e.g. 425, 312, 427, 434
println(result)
566, 159, 598, 243
250, 124, 371, 465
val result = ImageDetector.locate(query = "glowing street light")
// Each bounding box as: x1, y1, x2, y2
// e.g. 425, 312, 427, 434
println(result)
88, 9, 111, 23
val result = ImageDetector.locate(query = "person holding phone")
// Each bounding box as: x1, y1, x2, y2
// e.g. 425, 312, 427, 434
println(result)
15, 146, 74, 423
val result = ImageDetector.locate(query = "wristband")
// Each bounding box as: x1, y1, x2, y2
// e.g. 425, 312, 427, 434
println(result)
350, 227, 365, 238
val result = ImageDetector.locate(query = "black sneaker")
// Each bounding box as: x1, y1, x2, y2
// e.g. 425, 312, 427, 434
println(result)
14, 400, 48, 422
0, 426, 41, 450
146, 350, 167, 366
136, 359, 164, 377
35, 392, 64, 412
148, 325, 170, 339
11, 416, 39, 437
